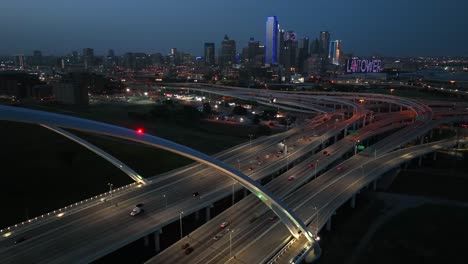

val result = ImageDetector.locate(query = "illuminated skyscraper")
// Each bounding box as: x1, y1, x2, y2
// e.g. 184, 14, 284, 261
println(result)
329, 40, 342, 65
319, 31, 330, 58
265, 16, 280, 66
14, 54, 25, 69
204, 42, 215, 65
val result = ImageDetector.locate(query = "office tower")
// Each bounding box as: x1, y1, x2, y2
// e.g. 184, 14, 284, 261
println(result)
204, 43, 215, 65
265, 16, 280, 66
220, 34, 236, 66
319, 31, 330, 57
107, 49, 115, 58
280, 31, 298, 71
32, 50, 42, 66
329, 40, 342, 65
170, 48, 179, 65
82, 48, 94, 69
247, 37, 260, 63
14, 54, 25, 69
297, 38, 310, 73
310, 38, 320, 54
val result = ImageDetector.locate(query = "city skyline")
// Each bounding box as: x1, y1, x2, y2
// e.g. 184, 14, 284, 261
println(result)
1, 0, 468, 57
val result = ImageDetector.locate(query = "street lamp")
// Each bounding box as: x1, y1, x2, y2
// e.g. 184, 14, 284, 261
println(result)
179, 211, 184, 239
313, 207, 320, 241
314, 160, 319, 179
107, 183, 113, 201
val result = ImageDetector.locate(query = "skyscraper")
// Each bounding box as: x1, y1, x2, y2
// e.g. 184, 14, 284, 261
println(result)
220, 34, 236, 66
319, 31, 330, 58
329, 40, 342, 65
32, 50, 42, 66
297, 38, 310, 73
14, 54, 25, 69
82, 48, 94, 70
204, 43, 215, 65
265, 16, 280, 66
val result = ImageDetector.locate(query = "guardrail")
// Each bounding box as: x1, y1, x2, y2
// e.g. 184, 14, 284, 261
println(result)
0, 181, 143, 237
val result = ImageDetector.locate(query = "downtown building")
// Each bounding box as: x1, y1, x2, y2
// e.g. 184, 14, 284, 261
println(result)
265, 16, 280, 66
204, 42, 215, 66
329, 40, 342, 65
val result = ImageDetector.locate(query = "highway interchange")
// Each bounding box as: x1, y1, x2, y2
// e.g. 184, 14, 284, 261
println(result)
0, 85, 467, 264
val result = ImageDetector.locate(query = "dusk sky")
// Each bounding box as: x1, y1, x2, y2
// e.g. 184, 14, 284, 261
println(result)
1, 0, 467, 57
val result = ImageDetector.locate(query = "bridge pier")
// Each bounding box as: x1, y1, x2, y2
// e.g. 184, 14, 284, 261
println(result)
334, 135, 338, 143
326, 217, 332, 231
206, 204, 213, 221
154, 229, 161, 252
195, 210, 200, 221
433, 152, 437, 161
350, 194, 356, 208
418, 156, 423, 167
144, 234, 150, 247
372, 180, 377, 191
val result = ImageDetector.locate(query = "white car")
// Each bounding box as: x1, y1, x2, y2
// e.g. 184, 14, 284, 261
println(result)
130, 204, 144, 216
220, 221, 229, 228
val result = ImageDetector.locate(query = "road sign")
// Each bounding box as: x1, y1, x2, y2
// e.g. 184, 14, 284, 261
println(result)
357, 145, 366, 150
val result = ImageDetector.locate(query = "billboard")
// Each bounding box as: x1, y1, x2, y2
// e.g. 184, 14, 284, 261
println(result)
345, 59, 382, 74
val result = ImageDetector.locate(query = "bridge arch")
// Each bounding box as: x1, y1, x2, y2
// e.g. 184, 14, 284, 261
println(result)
0, 104, 317, 244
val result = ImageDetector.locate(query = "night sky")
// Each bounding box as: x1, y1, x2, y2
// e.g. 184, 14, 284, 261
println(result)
1, 0, 467, 57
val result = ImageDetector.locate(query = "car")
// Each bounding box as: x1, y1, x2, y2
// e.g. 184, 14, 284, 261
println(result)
192, 192, 199, 197
326, 153, 330, 156
181, 243, 190, 250
269, 215, 277, 220
221, 228, 230, 235
265, 154, 270, 159
130, 206, 144, 216
257, 161, 262, 165
248, 167, 254, 171
323, 151, 327, 154
308, 163, 314, 168
184, 247, 194, 255
213, 234, 222, 240
337, 166, 343, 171
14, 237, 26, 244
220, 221, 229, 228
288, 176, 295, 181
255, 156, 260, 160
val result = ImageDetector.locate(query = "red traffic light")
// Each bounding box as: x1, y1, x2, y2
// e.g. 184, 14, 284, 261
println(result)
136, 128, 144, 134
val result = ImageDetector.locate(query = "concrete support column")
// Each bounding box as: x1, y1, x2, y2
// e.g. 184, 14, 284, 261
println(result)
433, 152, 437, 161
350, 194, 356, 209
439, 128, 442, 135
205, 204, 213, 221
334, 135, 338, 143
430, 130, 434, 138
420, 137, 424, 145
344, 127, 348, 136
144, 234, 150, 247
418, 156, 423, 167
353, 123, 356, 130
372, 180, 377, 191
195, 210, 200, 221
154, 229, 161, 252
388, 104, 392, 112
377, 107, 381, 113
400, 106, 403, 112
244, 188, 248, 197
404, 162, 409, 169
326, 217, 332, 231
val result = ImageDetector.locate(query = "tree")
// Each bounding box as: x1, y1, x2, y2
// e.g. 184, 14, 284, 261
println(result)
202, 102, 212, 115
252, 114, 260, 125
232, 105, 248, 115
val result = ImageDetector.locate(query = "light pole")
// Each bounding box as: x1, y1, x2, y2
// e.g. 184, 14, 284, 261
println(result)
313, 206, 320, 241
314, 160, 319, 179
232, 181, 235, 206
163, 194, 167, 208
179, 211, 184, 239
107, 183, 113, 201
248, 134, 253, 149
